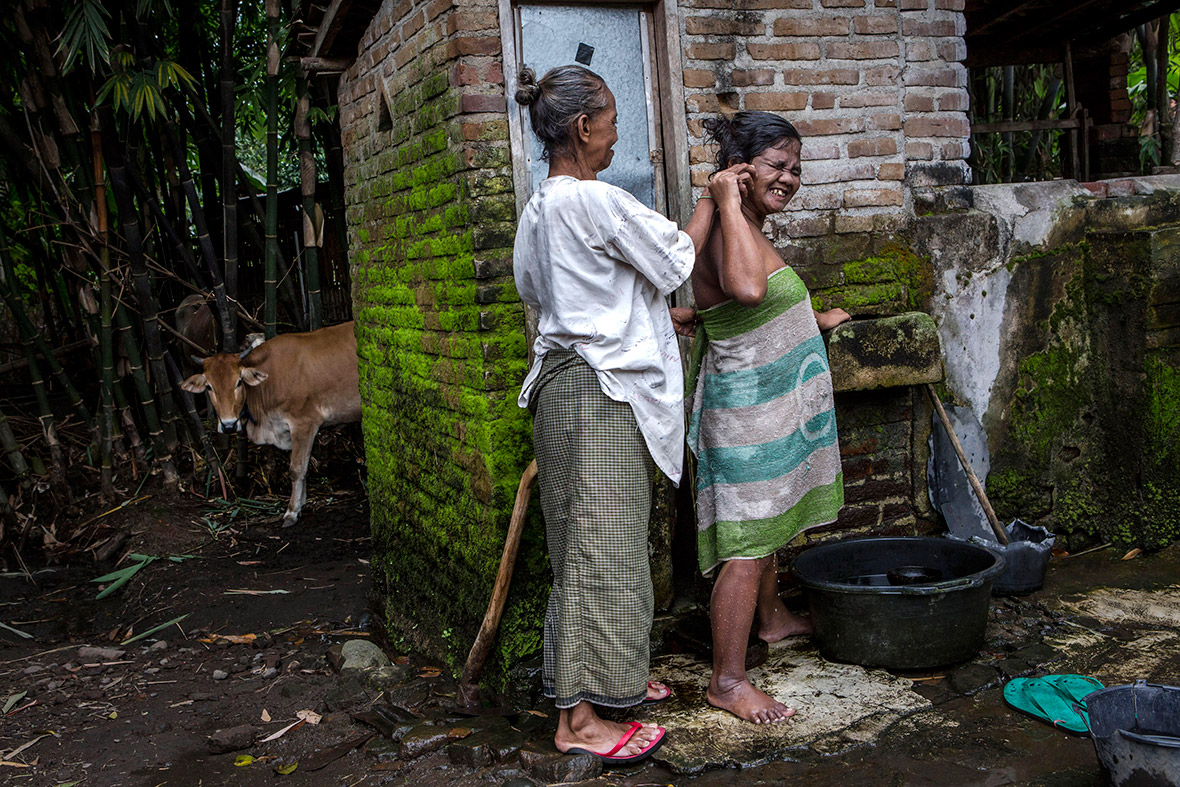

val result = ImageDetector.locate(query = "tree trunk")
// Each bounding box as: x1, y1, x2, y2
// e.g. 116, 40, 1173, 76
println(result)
116, 303, 178, 485
264, 0, 280, 338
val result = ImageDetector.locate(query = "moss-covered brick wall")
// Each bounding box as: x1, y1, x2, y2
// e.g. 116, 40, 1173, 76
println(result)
338, 0, 543, 684
976, 227, 1180, 551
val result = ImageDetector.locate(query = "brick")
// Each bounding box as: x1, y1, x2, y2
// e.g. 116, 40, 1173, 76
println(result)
867, 113, 901, 130
731, 69, 775, 87
876, 0, 896, 5
841, 91, 897, 108
834, 214, 876, 234
685, 0, 813, 5
937, 90, 969, 111
803, 161, 875, 184
774, 17, 851, 36
745, 92, 809, 111
848, 137, 898, 157
783, 188, 842, 210
425, 0, 453, 22
446, 11, 497, 34
877, 162, 905, 180
935, 0, 965, 8
484, 61, 504, 85
903, 115, 969, 137
460, 93, 506, 114
905, 140, 933, 159
691, 169, 711, 188
686, 92, 722, 113
460, 119, 508, 141
901, 17, 964, 36
685, 16, 765, 36
782, 68, 860, 86
906, 41, 934, 61
854, 15, 898, 34
941, 140, 970, 159
903, 66, 967, 88
821, 0, 865, 5
865, 66, 901, 86
899, 0, 926, 8
683, 68, 716, 88
811, 92, 836, 109
686, 42, 736, 60
785, 216, 833, 237
827, 40, 899, 60
451, 62, 479, 86
747, 42, 821, 60
938, 39, 967, 62
793, 117, 865, 136
442, 35, 500, 58
802, 141, 840, 160
843, 188, 903, 207
690, 145, 712, 164
905, 93, 935, 112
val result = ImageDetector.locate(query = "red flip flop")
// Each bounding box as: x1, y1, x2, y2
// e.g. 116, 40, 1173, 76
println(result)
565, 721, 667, 765
641, 681, 672, 706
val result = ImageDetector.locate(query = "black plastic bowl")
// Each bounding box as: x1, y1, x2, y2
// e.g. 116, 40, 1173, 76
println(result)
790, 537, 1005, 669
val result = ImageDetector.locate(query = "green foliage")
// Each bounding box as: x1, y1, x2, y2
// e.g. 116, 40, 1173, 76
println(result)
968, 63, 1065, 184
98, 50, 196, 121
57, 0, 112, 74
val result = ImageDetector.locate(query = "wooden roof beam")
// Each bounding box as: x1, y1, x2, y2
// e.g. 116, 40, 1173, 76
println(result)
311, 0, 352, 58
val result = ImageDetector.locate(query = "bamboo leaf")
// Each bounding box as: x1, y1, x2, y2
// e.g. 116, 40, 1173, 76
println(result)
121, 613, 188, 644
3, 692, 27, 713
0, 622, 33, 640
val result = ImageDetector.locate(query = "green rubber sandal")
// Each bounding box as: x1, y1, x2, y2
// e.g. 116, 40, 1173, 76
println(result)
1043, 674, 1104, 707
1003, 677, 1092, 735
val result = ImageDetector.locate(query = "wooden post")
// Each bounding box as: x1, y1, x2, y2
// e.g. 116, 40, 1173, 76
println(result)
1064, 41, 1081, 180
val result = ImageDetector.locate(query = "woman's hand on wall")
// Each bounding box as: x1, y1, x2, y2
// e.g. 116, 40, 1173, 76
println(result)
815, 307, 851, 331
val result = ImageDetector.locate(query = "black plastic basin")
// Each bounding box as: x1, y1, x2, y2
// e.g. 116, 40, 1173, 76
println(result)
790, 537, 1005, 669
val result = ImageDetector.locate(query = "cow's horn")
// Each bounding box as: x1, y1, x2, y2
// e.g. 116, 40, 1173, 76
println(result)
190, 354, 205, 366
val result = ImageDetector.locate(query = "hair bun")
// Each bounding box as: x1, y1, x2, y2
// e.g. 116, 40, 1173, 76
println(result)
515, 68, 540, 106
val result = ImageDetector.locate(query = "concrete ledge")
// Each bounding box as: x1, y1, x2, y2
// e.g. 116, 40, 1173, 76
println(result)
827, 312, 943, 392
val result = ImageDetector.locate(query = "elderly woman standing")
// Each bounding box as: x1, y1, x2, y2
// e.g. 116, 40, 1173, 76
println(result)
513, 65, 715, 763
689, 111, 850, 724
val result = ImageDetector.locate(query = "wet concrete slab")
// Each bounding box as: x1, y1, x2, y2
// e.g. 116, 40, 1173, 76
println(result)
637, 643, 929, 774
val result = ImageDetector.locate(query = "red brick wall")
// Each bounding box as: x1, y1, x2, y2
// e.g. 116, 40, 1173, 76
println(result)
680, 0, 971, 239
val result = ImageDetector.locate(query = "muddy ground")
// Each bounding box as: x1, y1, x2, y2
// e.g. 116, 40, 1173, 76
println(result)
2, 480, 1177, 786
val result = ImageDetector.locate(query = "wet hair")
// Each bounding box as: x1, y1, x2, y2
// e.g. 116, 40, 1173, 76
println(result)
514, 65, 610, 161
702, 111, 801, 172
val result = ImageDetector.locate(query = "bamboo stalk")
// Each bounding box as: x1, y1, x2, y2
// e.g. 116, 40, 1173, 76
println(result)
116, 303, 177, 485
100, 110, 181, 459
92, 111, 114, 498
220, 0, 240, 343
163, 348, 221, 474
0, 404, 31, 488
296, 81, 321, 330
264, 0, 280, 339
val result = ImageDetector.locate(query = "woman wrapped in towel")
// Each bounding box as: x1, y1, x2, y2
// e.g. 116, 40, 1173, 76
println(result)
689, 111, 851, 724
513, 64, 718, 764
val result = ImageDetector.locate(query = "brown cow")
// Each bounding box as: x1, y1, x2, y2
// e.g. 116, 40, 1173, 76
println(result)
182, 321, 361, 526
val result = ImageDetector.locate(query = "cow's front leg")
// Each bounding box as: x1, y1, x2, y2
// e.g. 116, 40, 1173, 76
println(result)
283, 424, 320, 527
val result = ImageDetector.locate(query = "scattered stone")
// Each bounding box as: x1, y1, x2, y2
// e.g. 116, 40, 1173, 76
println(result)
145, 667, 160, 675
448, 728, 525, 767
502, 779, 537, 787
399, 724, 451, 759
155, 722, 172, 733
212, 669, 229, 681
148, 640, 168, 652
78, 646, 125, 662
206, 724, 256, 753
950, 664, 1000, 695
191, 692, 217, 702
261, 667, 278, 679
363, 736, 400, 763
23, 664, 44, 675
997, 658, 1033, 679
1011, 642, 1059, 666
519, 743, 601, 783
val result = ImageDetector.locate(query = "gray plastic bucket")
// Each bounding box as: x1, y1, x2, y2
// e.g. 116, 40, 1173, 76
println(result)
970, 519, 1056, 596
1087, 680, 1180, 787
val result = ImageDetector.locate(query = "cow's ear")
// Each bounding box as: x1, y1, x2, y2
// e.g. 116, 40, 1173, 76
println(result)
241, 367, 268, 386
181, 374, 207, 393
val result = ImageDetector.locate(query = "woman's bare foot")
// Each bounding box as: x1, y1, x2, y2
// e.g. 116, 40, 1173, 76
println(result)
758, 605, 813, 643
554, 708, 661, 757
646, 680, 670, 702
707, 678, 795, 724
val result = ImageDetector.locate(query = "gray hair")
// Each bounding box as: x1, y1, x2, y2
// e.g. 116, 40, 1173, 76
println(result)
514, 65, 609, 161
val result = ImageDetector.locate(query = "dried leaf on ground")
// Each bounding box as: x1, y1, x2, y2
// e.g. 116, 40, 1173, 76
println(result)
261, 708, 271, 722
296, 709, 321, 725
1122, 548, 1142, 561
3, 692, 27, 714
258, 719, 305, 743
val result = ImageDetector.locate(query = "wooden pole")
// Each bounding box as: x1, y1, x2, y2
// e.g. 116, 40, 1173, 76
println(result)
925, 385, 1009, 546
